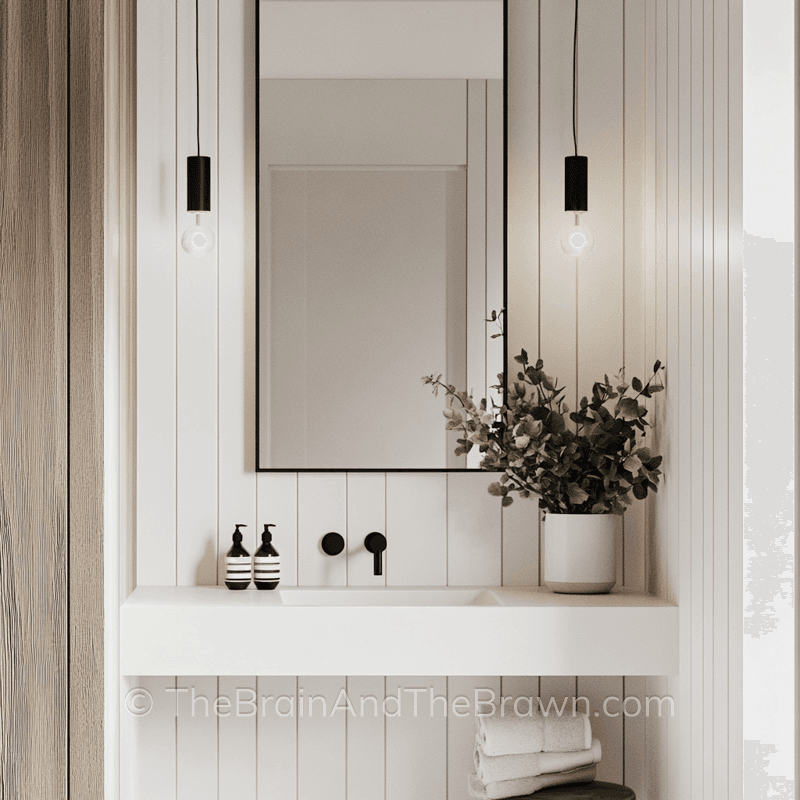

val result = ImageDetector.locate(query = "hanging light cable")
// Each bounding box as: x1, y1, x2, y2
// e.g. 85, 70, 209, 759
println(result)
181, 0, 216, 257
561, 0, 594, 258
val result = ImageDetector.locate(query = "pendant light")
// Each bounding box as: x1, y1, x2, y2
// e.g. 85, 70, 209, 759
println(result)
181, 0, 216, 257
561, 0, 594, 258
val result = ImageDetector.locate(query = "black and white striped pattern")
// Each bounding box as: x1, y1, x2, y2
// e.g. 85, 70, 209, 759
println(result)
225, 555, 252, 584
254, 555, 280, 584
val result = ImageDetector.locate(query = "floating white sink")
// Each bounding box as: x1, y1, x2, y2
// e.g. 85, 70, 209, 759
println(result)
121, 586, 679, 676
278, 587, 503, 607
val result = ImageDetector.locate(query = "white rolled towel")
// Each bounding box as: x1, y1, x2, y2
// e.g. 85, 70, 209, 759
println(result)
476, 711, 591, 756
467, 763, 597, 800
474, 737, 602, 784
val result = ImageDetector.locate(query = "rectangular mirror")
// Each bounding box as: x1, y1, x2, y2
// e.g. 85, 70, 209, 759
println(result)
257, 0, 504, 470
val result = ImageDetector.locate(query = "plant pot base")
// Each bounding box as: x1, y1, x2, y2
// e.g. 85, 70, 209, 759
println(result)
545, 579, 616, 595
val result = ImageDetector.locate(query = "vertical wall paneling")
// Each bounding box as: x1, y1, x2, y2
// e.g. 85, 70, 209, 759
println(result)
346, 676, 386, 800
622, 676, 647, 798
537, 0, 578, 410
466, 79, 488, 469
575, 0, 625, 587
297, 473, 347, 586
218, 676, 257, 798
506, 0, 539, 363
447, 473, 502, 586
726, 0, 744, 795
136, 0, 178, 586
688, 0, 705, 787
448, 677, 501, 800
538, 676, 578, 733
575, 0, 624, 404
131, 0, 745, 796
486, 79, 505, 409
256, 472, 298, 586
256, 676, 298, 799
623, 0, 648, 592
347, 473, 387, 587
176, 0, 220, 586
297, 676, 347, 800
711, 1, 731, 797
576, 676, 624, 785
385, 676, 448, 800
218, 0, 258, 575
128, 676, 178, 799
385, 473, 447, 586
176, 675, 218, 800
501, 498, 540, 586
631, 4, 653, 603
702, 0, 717, 795
643, 0, 659, 601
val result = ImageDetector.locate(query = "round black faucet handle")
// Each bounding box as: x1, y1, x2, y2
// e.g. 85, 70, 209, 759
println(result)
321, 531, 345, 556
364, 532, 386, 553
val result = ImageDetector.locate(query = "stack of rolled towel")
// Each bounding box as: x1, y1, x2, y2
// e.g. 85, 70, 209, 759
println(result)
467, 711, 602, 799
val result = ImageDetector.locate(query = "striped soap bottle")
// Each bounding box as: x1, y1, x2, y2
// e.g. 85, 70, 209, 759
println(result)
225, 524, 251, 590
254, 523, 280, 590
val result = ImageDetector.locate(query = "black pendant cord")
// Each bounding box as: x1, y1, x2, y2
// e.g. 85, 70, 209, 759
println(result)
572, 0, 578, 157
195, 0, 200, 157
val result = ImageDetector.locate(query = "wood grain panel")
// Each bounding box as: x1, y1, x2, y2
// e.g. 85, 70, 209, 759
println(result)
1, 0, 68, 795
69, 0, 106, 795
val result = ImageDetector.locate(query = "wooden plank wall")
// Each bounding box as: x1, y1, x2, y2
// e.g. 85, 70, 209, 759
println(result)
1, 0, 107, 796
128, 1, 743, 799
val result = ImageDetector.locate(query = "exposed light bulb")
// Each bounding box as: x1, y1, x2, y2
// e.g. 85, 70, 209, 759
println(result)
181, 213, 216, 257
560, 213, 595, 258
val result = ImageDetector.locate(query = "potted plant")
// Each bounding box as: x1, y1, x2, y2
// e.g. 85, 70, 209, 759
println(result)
423, 350, 664, 593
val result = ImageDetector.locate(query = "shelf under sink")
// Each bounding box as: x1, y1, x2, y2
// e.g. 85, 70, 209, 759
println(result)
121, 585, 678, 677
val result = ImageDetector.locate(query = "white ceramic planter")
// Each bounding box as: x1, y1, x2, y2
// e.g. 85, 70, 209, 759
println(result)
543, 513, 616, 594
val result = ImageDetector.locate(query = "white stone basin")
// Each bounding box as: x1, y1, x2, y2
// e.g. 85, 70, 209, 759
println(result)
278, 587, 503, 606
120, 586, 679, 676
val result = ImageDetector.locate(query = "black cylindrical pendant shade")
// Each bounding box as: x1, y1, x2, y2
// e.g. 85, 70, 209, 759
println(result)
565, 155, 588, 212
187, 155, 211, 213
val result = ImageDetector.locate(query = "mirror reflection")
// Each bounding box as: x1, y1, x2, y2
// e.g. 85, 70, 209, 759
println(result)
257, 0, 504, 470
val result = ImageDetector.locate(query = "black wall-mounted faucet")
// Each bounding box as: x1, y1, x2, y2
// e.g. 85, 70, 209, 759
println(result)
364, 532, 387, 576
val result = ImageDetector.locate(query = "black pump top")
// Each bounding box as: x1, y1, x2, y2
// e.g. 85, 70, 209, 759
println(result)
262, 523, 275, 543
233, 523, 247, 543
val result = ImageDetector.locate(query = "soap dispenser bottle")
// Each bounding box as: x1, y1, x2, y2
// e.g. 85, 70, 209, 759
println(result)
254, 524, 281, 590
225, 524, 251, 590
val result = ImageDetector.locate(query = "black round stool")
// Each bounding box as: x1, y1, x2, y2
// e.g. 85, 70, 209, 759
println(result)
515, 781, 635, 799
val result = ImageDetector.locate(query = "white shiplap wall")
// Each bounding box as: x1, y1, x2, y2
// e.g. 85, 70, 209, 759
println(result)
127, 0, 743, 798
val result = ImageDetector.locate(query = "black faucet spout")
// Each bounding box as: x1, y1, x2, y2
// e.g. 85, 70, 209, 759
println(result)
364, 532, 387, 576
